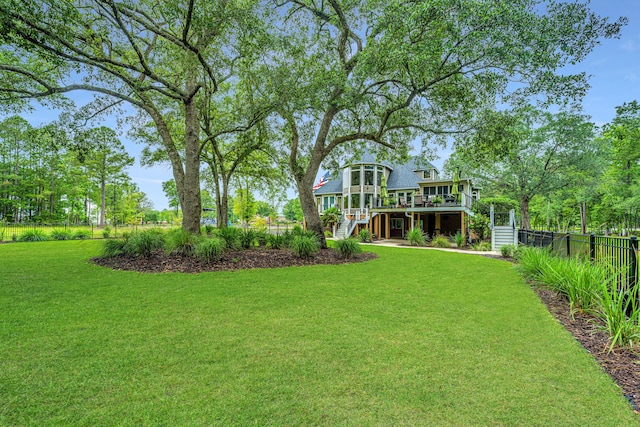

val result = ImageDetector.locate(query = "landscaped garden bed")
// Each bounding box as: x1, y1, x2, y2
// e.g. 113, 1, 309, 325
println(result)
92, 247, 377, 273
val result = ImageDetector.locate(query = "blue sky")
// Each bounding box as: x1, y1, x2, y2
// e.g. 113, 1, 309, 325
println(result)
9, 1, 640, 211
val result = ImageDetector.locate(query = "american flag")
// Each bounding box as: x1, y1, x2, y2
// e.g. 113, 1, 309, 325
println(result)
312, 172, 330, 191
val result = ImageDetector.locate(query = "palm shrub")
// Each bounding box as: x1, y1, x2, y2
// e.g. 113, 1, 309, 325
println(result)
358, 229, 372, 243
454, 231, 465, 248
291, 235, 320, 259
166, 228, 201, 256
18, 229, 48, 242
431, 235, 451, 248
50, 229, 73, 240
255, 229, 268, 247
217, 227, 242, 250
194, 237, 225, 262
267, 233, 287, 249
239, 229, 257, 249
406, 228, 427, 246
125, 229, 166, 257
101, 238, 128, 258
334, 238, 362, 259
73, 230, 91, 240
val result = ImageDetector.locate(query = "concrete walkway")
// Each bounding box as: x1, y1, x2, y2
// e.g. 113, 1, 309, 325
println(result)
331, 237, 501, 256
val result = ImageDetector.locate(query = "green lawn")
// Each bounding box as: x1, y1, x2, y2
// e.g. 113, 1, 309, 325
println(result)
1, 240, 637, 426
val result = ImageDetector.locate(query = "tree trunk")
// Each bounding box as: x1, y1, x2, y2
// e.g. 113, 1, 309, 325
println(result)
100, 175, 106, 228
520, 195, 531, 230
179, 97, 202, 234
580, 201, 587, 234
218, 177, 230, 228
297, 179, 326, 248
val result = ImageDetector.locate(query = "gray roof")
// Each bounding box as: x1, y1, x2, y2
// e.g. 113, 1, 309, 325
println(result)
313, 177, 342, 195
386, 163, 421, 190
313, 154, 438, 194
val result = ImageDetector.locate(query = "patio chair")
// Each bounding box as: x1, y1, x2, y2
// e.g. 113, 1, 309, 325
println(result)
398, 196, 408, 207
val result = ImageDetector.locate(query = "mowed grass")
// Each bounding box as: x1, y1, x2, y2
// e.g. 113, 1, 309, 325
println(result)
0, 241, 637, 426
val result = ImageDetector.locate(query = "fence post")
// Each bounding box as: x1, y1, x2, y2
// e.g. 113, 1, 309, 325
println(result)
589, 234, 595, 261
631, 236, 638, 292
566, 233, 571, 258
550, 231, 554, 251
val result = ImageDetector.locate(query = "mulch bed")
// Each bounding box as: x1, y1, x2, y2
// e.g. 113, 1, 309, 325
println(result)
534, 286, 640, 412
91, 247, 378, 273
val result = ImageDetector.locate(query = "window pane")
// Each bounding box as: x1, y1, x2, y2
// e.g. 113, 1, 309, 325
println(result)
364, 170, 374, 185
364, 193, 373, 208
351, 169, 360, 186
351, 193, 360, 209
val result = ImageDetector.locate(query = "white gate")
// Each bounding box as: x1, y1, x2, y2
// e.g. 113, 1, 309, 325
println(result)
490, 206, 518, 251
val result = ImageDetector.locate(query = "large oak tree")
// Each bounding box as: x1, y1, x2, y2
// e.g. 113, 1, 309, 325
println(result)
264, 0, 624, 247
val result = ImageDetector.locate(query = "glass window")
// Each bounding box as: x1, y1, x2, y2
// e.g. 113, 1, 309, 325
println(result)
437, 185, 450, 195
364, 165, 374, 185
364, 193, 373, 208
424, 187, 436, 195
351, 193, 361, 209
351, 168, 360, 186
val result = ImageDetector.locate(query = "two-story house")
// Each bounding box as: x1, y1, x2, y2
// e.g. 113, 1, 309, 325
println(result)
313, 152, 478, 239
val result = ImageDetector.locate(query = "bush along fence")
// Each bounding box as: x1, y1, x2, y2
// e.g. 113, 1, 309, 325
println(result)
518, 229, 639, 292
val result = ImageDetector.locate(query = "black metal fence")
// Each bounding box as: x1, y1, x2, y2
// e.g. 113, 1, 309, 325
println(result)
518, 229, 639, 290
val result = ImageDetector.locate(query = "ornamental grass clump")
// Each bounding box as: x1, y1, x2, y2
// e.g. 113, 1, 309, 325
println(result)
431, 235, 451, 248
454, 231, 465, 248
291, 235, 319, 259
266, 233, 287, 249
596, 277, 640, 352
194, 237, 225, 262
217, 227, 242, 250
18, 229, 48, 242
73, 230, 91, 240
166, 228, 201, 256
406, 228, 427, 246
101, 238, 128, 258
50, 229, 73, 240
334, 238, 362, 259
125, 229, 166, 257
500, 244, 516, 258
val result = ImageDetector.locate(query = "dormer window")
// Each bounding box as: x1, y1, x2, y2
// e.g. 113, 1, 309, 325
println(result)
422, 170, 432, 180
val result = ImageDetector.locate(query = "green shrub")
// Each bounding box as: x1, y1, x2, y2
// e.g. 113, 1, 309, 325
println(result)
358, 229, 372, 243
472, 241, 491, 251
50, 229, 73, 240
454, 231, 465, 248
102, 226, 111, 239
267, 233, 286, 249
125, 229, 166, 257
18, 229, 48, 242
291, 235, 320, 259
166, 228, 201, 256
255, 229, 268, 247
406, 228, 427, 246
194, 237, 225, 262
334, 238, 362, 259
500, 244, 516, 258
596, 276, 640, 352
204, 224, 215, 235
291, 224, 304, 235
217, 227, 242, 250
239, 229, 257, 249
73, 230, 91, 240
324, 230, 333, 238
101, 238, 128, 258
431, 235, 451, 248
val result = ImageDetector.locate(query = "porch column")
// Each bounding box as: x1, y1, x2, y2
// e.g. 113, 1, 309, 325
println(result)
461, 211, 466, 236
435, 213, 441, 235
385, 213, 390, 239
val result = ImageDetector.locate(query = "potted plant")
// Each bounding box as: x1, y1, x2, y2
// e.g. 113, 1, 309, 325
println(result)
388, 197, 397, 208
432, 196, 443, 206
